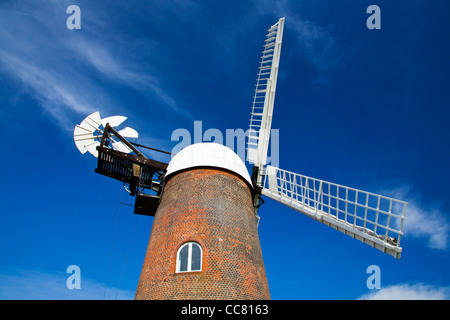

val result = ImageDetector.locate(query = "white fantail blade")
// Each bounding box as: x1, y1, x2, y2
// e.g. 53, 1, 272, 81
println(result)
73, 111, 102, 155
79, 111, 102, 133
74, 125, 93, 154
101, 115, 127, 128
85, 141, 101, 158
112, 141, 133, 154
74, 111, 138, 157
247, 17, 285, 175
262, 165, 408, 259
118, 126, 139, 139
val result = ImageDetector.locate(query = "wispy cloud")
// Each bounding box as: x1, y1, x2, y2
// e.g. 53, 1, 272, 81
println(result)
358, 283, 450, 300
287, 16, 338, 73
254, 0, 339, 75
405, 203, 449, 250
0, 4, 109, 130
0, 1, 190, 131
68, 38, 191, 118
383, 186, 449, 250
0, 269, 134, 300
0, 50, 96, 130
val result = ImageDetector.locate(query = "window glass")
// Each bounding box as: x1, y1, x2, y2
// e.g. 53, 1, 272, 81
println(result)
191, 243, 201, 271
178, 244, 189, 272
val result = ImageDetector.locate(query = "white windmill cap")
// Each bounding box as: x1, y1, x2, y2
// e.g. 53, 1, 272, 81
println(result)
165, 142, 252, 187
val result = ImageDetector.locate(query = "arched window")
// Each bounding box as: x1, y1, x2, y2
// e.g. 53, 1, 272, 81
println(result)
176, 242, 202, 273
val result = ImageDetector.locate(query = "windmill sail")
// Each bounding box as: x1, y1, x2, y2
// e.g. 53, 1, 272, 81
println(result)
247, 17, 285, 172
262, 165, 407, 259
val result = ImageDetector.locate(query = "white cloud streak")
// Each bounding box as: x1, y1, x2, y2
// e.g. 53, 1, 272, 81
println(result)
0, 51, 96, 129
0, 5, 108, 130
255, 0, 339, 75
0, 270, 134, 300
69, 39, 190, 118
383, 186, 449, 250
358, 283, 450, 300
0, 1, 189, 131
404, 202, 449, 250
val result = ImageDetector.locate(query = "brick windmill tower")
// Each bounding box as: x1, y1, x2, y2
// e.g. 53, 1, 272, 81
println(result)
134, 143, 270, 299
74, 18, 408, 300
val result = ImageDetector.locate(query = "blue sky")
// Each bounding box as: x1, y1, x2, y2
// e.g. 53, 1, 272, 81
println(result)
1, 0, 450, 300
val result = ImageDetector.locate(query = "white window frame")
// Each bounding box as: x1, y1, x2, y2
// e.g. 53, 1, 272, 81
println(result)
176, 242, 203, 273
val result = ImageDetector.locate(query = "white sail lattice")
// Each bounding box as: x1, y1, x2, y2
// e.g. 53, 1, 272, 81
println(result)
247, 18, 284, 168
262, 165, 408, 259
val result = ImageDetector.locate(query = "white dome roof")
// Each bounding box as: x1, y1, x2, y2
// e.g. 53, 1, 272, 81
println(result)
165, 143, 252, 186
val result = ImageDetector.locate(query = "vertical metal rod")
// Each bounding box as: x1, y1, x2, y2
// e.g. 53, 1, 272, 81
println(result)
374, 196, 381, 234
363, 194, 369, 231
353, 191, 359, 227
345, 188, 349, 223
397, 202, 407, 246
386, 199, 393, 238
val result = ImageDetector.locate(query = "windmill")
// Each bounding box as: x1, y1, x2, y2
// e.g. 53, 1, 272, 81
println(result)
74, 17, 407, 299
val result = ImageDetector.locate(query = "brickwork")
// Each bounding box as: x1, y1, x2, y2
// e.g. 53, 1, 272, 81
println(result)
135, 168, 270, 300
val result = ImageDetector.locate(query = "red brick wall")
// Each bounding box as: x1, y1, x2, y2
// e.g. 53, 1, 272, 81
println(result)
135, 168, 270, 300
